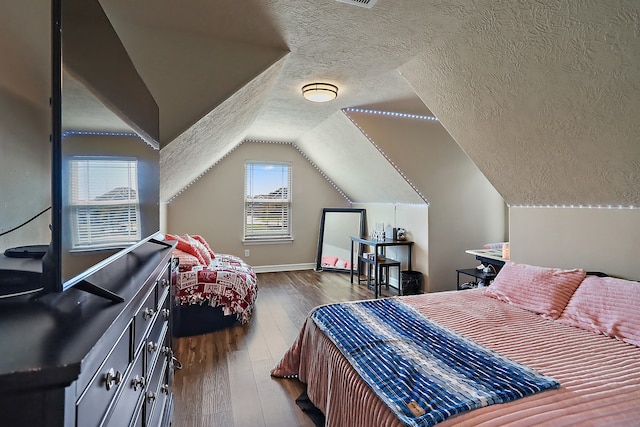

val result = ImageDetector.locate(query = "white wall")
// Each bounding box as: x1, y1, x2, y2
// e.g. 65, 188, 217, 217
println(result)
510, 207, 640, 280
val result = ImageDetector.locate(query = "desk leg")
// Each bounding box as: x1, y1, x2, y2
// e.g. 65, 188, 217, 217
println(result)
350, 241, 354, 284
373, 261, 379, 298
374, 260, 378, 298
356, 243, 363, 283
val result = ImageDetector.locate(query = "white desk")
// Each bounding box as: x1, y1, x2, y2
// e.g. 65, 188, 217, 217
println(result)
464, 249, 507, 286
465, 248, 507, 264
466, 248, 507, 274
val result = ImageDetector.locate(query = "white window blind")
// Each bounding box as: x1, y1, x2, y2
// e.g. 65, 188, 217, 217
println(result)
244, 162, 292, 240
69, 157, 141, 250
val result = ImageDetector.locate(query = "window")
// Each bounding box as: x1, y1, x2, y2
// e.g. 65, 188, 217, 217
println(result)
244, 162, 292, 241
69, 157, 141, 250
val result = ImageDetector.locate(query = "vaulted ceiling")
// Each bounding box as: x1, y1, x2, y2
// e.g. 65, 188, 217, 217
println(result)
7, 0, 640, 207
100, 0, 640, 207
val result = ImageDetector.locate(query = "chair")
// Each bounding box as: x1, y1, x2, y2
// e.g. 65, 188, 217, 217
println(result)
362, 255, 401, 298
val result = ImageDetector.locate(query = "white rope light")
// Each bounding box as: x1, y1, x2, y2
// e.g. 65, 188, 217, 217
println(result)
63, 130, 139, 137
343, 112, 429, 204
167, 139, 352, 204
509, 204, 638, 210
344, 107, 438, 121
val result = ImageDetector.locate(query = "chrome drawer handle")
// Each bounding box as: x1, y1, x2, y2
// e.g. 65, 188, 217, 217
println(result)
148, 341, 158, 353
161, 346, 172, 357
105, 368, 122, 390
146, 391, 157, 403
132, 375, 146, 391
160, 384, 170, 395
161, 308, 170, 319
143, 307, 155, 319
161, 277, 169, 287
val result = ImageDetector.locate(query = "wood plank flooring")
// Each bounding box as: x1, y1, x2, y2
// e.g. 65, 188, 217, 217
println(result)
171, 270, 396, 427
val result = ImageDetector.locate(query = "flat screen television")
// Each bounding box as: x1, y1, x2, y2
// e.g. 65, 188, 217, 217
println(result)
40, 0, 161, 301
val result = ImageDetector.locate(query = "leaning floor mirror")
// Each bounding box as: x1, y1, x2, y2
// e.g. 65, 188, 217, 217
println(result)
316, 208, 366, 273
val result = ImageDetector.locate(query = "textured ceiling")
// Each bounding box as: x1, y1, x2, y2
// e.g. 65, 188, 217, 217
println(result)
56, 0, 640, 205
160, 57, 287, 200
100, 0, 436, 203
399, 0, 640, 207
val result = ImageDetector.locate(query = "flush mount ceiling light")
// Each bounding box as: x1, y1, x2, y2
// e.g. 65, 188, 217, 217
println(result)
302, 83, 338, 103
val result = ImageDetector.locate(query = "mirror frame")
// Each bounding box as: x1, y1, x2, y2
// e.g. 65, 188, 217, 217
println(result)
315, 208, 366, 273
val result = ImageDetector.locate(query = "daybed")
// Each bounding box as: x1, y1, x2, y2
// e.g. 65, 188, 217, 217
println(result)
167, 234, 257, 337
272, 262, 640, 426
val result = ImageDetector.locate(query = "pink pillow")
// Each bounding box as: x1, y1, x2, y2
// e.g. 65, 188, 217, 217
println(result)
558, 275, 640, 347
484, 262, 586, 319
190, 234, 216, 259
322, 256, 339, 267
335, 259, 348, 269
186, 235, 212, 266
172, 249, 201, 271
165, 234, 206, 265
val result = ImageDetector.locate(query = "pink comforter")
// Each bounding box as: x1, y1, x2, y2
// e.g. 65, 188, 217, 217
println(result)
272, 289, 640, 426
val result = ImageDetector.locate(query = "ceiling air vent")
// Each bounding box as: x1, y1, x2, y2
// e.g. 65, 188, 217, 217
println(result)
336, 0, 378, 9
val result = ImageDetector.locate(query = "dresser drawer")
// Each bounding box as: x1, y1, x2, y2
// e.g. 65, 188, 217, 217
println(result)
147, 299, 169, 359
145, 358, 169, 426
148, 393, 169, 427
102, 349, 145, 427
134, 286, 157, 352
156, 266, 172, 309
76, 323, 132, 427
131, 406, 144, 427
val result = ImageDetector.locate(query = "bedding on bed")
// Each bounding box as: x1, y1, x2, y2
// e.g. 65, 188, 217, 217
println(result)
165, 234, 258, 330
310, 298, 559, 427
174, 253, 257, 324
272, 287, 640, 426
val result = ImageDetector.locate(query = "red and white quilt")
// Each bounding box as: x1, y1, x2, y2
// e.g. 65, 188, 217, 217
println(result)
174, 253, 258, 324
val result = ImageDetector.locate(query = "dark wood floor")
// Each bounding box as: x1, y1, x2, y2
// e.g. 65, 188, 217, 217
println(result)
171, 270, 396, 427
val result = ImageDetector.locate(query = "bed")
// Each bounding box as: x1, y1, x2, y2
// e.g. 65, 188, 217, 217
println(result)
272, 262, 640, 426
167, 234, 258, 337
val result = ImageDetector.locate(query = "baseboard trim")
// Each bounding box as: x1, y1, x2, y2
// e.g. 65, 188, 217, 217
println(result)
252, 263, 316, 273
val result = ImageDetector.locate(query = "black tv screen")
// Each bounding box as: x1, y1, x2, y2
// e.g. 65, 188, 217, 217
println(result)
46, 0, 160, 299
57, 132, 159, 290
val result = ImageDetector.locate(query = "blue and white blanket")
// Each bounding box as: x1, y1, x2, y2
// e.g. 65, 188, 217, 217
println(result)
310, 298, 559, 427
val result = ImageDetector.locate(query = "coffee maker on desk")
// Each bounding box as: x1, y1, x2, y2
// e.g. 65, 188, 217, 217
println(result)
396, 228, 406, 240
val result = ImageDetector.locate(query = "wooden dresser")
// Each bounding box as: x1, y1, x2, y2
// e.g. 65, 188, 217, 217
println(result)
0, 240, 177, 426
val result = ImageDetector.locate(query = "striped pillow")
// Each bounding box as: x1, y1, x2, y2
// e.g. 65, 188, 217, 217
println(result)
172, 249, 201, 271
484, 262, 586, 319
558, 275, 640, 347
186, 235, 213, 266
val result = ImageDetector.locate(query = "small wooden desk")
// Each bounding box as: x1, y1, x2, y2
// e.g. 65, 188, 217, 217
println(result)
350, 237, 414, 296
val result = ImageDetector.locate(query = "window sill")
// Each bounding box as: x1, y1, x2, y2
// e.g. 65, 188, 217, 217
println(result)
242, 238, 294, 245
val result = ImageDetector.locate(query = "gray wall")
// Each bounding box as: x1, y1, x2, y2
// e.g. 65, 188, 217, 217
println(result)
348, 111, 506, 292
510, 207, 640, 280
353, 203, 429, 290
165, 141, 349, 270
0, 1, 51, 251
